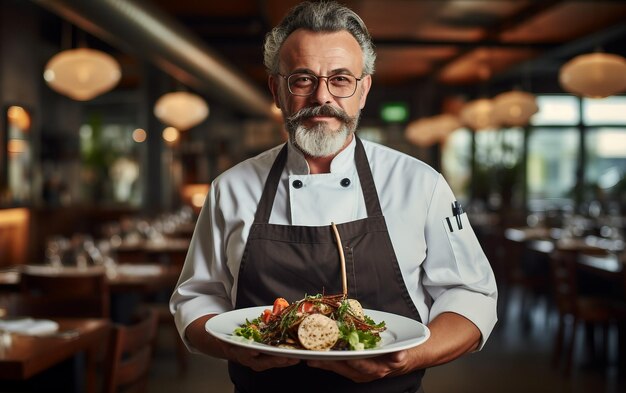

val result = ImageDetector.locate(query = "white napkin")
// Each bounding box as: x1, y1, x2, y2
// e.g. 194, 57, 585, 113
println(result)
116, 264, 161, 276
0, 318, 60, 335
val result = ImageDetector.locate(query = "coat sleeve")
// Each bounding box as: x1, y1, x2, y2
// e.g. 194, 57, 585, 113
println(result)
420, 174, 498, 349
170, 182, 235, 351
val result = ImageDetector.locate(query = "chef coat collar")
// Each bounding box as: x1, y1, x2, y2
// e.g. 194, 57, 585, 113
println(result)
286, 134, 357, 175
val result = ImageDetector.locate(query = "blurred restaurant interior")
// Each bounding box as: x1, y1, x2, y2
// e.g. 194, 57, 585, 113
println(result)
1, 0, 626, 392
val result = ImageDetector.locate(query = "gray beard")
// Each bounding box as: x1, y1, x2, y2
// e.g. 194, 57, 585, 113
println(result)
285, 105, 360, 157
293, 122, 350, 157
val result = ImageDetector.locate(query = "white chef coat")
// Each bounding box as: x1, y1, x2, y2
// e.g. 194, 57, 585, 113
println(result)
171, 137, 498, 350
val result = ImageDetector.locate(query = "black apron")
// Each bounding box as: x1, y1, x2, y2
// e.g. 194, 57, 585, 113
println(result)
230, 137, 425, 393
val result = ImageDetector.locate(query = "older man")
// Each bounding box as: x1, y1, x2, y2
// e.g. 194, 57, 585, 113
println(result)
171, 2, 497, 392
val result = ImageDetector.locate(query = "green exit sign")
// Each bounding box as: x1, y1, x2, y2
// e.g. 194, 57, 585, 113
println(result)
380, 102, 409, 123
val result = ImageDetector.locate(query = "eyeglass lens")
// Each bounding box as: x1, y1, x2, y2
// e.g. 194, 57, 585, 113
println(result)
287, 74, 358, 98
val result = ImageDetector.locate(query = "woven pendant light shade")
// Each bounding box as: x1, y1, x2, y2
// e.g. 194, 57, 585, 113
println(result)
44, 48, 121, 101
154, 91, 209, 130
493, 91, 538, 127
559, 52, 626, 98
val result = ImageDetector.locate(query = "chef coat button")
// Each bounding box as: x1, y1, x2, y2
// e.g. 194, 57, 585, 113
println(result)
292, 180, 303, 189
340, 178, 351, 187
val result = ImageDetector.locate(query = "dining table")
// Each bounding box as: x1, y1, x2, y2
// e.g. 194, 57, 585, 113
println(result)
0, 263, 182, 326
577, 251, 624, 275
0, 263, 181, 294
504, 226, 625, 273
112, 237, 190, 265
0, 317, 109, 393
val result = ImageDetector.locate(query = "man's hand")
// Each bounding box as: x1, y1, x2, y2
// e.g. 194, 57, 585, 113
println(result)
185, 314, 300, 371
187, 311, 479, 379
307, 350, 411, 382
307, 312, 480, 382
215, 339, 300, 371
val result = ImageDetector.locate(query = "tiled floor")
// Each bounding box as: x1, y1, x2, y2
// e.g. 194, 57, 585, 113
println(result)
148, 288, 626, 393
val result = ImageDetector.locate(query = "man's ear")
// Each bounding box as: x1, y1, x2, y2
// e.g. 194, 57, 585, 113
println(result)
268, 75, 281, 109
359, 74, 372, 110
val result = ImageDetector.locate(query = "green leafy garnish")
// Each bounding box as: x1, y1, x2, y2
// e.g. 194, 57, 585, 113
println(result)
233, 318, 263, 342
337, 323, 382, 350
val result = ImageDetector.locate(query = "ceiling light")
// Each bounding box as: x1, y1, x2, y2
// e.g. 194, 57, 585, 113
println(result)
180, 183, 210, 211
405, 114, 461, 147
44, 48, 121, 101
429, 114, 462, 141
7, 106, 31, 131
132, 128, 147, 143
405, 118, 438, 147
493, 90, 538, 127
154, 91, 209, 130
459, 98, 499, 131
162, 126, 180, 144
559, 52, 626, 98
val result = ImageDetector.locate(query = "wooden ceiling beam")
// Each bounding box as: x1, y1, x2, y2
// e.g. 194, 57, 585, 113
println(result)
429, 0, 565, 83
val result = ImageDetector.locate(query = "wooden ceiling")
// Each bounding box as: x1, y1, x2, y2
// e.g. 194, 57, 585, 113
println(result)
148, 0, 626, 93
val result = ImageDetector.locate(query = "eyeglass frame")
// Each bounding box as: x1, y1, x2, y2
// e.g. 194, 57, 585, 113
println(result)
276, 71, 364, 99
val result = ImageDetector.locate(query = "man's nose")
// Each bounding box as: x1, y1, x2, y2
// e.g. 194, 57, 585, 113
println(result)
310, 78, 333, 105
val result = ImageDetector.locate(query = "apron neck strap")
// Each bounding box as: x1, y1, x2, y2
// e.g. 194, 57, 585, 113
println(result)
254, 136, 382, 224
354, 136, 383, 217
254, 144, 288, 223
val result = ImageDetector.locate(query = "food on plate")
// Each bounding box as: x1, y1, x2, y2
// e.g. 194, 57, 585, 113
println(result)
297, 313, 340, 350
233, 293, 386, 351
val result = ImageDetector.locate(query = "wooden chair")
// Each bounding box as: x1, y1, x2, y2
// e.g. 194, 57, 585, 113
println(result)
114, 247, 148, 264
549, 249, 626, 375
19, 268, 110, 318
500, 234, 551, 327
103, 308, 159, 393
148, 303, 188, 375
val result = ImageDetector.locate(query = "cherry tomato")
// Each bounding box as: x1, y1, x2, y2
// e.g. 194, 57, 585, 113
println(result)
297, 301, 314, 313
262, 309, 272, 323
272, 297, 289, 315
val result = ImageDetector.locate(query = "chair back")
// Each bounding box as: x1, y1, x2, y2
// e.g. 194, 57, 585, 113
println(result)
549, 250, 579, 315
103, 308, 159, 393
19, 267, 110, 318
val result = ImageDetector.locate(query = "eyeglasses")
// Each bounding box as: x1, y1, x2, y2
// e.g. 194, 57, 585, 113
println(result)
278, 72, 363, 98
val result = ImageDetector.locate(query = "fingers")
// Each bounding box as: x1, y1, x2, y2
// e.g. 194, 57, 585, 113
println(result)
307, 359, 387, 383
307, 351, 409, 383
224, 345, 300, 371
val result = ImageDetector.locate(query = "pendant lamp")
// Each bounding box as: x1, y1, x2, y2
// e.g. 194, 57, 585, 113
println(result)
493, 90, 538, 127
429, 114, 462, 141
460, 98, 499, 131
559, 52, 626, 98
405, 114, 461, 147
405, 118, 438, 147
43, 48, 121, 101
154, 91, 209, 130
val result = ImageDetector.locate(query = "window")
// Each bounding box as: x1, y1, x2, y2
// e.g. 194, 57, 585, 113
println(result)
441, 128, 472, 203
528, 95, 626, 213
531, 95, 579, 126
584, 127, 626, 211
527, 127, 579, 205
475, 127, 524, 209
583, 96, 626, 125
79, 118, 144, 207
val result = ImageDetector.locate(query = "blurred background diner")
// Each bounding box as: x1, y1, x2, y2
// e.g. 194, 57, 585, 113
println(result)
0, 0, 625, 392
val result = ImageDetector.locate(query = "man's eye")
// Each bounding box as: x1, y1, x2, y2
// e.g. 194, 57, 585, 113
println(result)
330, 75, 352, 85
291, 75, 314, 85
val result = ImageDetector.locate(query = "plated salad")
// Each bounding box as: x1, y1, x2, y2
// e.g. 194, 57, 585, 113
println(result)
233, 294, 386, 351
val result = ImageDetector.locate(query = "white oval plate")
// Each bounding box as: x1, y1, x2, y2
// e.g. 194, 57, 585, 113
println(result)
205, 306, 429, 360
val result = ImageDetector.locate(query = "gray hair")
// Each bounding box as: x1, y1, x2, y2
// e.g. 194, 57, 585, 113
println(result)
263, 1, 376, 76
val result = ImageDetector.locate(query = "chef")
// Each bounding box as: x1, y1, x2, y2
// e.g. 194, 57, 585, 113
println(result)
170, 2, 498, 392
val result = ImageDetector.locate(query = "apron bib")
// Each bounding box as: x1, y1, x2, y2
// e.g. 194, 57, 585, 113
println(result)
230, 137, 425, 393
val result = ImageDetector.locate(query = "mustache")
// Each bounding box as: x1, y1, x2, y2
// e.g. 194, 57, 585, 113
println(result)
285, 105, 353, 127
